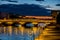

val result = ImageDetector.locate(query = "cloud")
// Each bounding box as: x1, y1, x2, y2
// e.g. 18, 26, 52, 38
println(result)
0, 1, 20, 5
0, 4, 51, 16
46, 6, 60, 10
56, 4, 60, 6
36, 0, 44, 1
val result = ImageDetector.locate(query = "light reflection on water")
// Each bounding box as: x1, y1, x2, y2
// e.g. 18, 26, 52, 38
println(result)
0, 26, 41, 40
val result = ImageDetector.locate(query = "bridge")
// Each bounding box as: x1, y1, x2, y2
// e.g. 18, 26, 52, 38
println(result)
0, 18, 56, 24
0, 16, 56, 40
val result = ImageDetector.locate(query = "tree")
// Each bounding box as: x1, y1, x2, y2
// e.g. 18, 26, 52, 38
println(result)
56, 12, 60, 24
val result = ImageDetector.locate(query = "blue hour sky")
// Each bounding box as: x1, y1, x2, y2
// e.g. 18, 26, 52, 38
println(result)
0, 0, 60, 10
0, 0, 60, 16
18, 0, 60, 10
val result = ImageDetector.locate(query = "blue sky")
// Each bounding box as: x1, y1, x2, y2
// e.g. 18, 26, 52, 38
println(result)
18, 0, 60, 10
0, 0, 60, 10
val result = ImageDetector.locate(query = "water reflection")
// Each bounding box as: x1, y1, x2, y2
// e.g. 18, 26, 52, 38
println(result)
0, 23, 42, 40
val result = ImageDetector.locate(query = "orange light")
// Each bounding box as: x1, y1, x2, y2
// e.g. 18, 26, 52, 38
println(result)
25, 16, 53, 19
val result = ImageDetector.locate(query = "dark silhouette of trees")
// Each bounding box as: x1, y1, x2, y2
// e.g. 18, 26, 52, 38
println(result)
9, 13, 20, 19
56, 12, 60, 24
